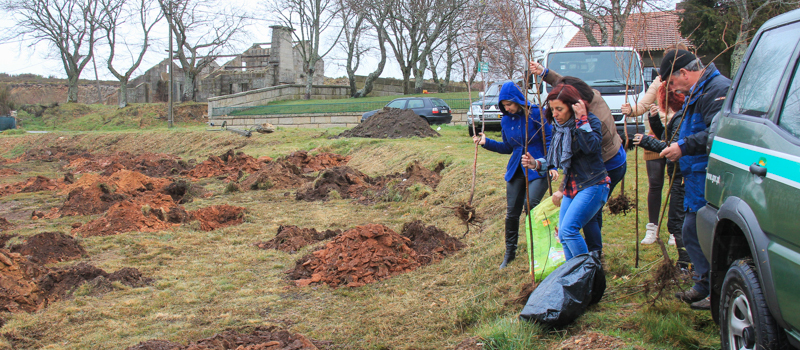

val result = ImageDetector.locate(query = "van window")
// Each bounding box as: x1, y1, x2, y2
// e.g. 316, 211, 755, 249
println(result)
546, 51, 642, 87
779, 58, 800, 139
731, 22, 800, 118
387, 100, 406, 108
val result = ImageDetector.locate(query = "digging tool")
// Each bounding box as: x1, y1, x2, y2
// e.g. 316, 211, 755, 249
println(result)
227, 127, 251, 137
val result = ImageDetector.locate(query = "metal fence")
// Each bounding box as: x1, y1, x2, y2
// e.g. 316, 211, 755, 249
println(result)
213, 98, 475, 116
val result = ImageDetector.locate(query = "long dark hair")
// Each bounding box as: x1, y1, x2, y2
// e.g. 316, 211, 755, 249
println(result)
544, 84, 582, 124
557, 76, 594, 103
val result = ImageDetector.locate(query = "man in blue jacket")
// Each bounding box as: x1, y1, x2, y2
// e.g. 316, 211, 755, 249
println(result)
659, 50, 731, 310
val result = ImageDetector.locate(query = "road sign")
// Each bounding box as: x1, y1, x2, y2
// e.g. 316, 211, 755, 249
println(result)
478, 62, 489, 72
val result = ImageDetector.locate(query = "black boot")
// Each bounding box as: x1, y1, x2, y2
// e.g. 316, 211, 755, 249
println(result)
499, 218, 519, 269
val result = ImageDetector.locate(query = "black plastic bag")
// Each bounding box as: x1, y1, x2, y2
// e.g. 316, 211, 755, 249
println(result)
519, 251, 605, 327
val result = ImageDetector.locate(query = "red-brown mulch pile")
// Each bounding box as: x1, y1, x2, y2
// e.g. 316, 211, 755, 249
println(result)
67, 152, 195, 177
0, 168, 19, 177
282, 150, 351, 173
72, 200, 177, 237
9, 232, 86, 264
287, 221, 464, 288
60, 170, 172, 216
188, 149, 265, 180
126, 326, 330, 350
0, 175, 63, 196
254, 225, 341, 253
191, 205, 246, 232
0, 250, 151, 313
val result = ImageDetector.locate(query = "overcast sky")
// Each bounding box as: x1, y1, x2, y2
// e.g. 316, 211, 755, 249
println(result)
0, 0, 578, 82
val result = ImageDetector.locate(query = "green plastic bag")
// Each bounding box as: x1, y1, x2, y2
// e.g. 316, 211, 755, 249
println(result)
525, 196, 566, 281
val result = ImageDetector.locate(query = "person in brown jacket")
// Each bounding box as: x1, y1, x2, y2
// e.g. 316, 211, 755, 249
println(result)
529, 61, 627, 255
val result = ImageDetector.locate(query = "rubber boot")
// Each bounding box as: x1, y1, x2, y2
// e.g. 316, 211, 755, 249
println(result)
499, 218, 519, 269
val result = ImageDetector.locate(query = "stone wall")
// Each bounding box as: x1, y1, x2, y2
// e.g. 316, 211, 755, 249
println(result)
208, 109, 470, 129
207, 84, 351, 116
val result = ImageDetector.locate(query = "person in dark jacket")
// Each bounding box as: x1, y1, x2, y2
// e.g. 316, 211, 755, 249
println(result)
659, 49, 731, 310
522, 84, 609, 260
473, 81, 554, 269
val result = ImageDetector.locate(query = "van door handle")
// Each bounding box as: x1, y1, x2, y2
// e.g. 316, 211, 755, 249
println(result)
749, 163, 767, 177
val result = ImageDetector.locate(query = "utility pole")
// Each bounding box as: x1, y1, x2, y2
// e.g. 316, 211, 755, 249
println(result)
167, 1, 174, 128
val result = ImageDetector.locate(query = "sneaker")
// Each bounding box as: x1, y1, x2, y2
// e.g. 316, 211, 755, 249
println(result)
675, 288, 708, 303
641, 223, 657, 244
668, 234, 676, 246
690, 297, 711, 310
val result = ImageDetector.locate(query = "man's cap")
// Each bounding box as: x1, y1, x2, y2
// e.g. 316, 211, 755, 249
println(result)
659, 49, 697, 81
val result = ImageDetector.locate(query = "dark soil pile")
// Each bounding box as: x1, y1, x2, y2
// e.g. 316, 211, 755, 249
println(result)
0, 250, 151, 313
294, 166, 376, 201
0, 218, 12, 232
22, 146, 89, 163
254, 225, 341, 253
282, 150, 350, 173
0, 234, 15, 246
126, 326, 329, 350
191, 205, 246, 232
188, 149, 265, 180
67, 151, 195, 178
9, 232, 86, 264
0, 168, 19, 177
295, 161, 443, 202
401, 220, 465, 265
0, 175, 63, 196
162, 179, 208, 204
239, 161, 311, 191
338, 108, 440, 139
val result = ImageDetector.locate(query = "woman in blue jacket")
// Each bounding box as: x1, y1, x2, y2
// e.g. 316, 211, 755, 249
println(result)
473, 81, 553, 269
523, 84, 610, 260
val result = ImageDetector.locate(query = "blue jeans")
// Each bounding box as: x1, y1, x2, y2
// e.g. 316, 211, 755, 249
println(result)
582, 162, 627, 252
683, 211, 710, 295
559, 184, 610, 260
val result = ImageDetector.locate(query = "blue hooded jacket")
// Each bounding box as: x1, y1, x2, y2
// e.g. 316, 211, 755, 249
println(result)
482, 82, 552, 182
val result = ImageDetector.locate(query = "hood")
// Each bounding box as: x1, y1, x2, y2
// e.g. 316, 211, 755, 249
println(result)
498, 82, 535, 115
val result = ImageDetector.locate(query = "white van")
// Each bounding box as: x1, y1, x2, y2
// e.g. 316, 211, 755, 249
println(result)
540, 46, 648, 142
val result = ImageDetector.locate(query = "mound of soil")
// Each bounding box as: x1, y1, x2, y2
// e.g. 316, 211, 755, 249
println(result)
191, 205, 246, 232
401, 220, 465, 265
254, 225, 341, 253
23, 146, 89, 163
0, 233, 15, 246
0, 250, 151, 313
60, 170, 172, 216
0, 218, 12, 232
9, 232, 86, 264
162, 179, 207, 204
286, 224, 419, 288
67, 151, 195, 178
72, 200, 177, 237
294, 166, 377, 202
0, 168, 19, 176
338, 108, 440, 139
282, 150, 350, 173
239, 161, 311, 191
0, 175, 63, 196
126, 326, 328, 350
188, 149, 265, 180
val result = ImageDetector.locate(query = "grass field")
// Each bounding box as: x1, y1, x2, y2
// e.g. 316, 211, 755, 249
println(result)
0, 124, 720, 349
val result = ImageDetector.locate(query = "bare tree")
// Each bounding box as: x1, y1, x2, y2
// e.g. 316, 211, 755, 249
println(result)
100, 0, 163, 108
2, 0, 105, 103
729, 0, 799, 73
353, 0, 392, 97
534, 0, 662, 46
337, 0, 370, 97
269, 0, 345, 99
158, 0, 246, 102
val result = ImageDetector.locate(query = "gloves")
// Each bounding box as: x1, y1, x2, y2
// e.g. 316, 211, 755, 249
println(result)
637, 135, 668, 153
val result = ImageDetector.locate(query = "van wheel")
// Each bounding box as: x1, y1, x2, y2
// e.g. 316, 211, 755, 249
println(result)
720, 259, 786, 350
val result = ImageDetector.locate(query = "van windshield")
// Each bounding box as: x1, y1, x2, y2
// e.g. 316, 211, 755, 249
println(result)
546, 51, 643, 87
484, 83, 501, 96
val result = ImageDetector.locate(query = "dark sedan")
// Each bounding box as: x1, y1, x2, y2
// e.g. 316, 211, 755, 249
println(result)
361, 97, 452, 124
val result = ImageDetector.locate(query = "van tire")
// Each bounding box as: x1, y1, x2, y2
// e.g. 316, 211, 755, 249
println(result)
720, 258, 788, 350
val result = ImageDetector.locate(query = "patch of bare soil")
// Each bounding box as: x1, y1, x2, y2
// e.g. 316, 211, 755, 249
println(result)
558, 331, 636, 350
188, 149, 265, 180
295, 161, 443, 203
0, 234, 15, 246
72, 200, 177, 237
0, 218, 12, 232
338, 108, 440, 139
0, 168, 19, 177
191, 205, 246, 232
254, 225, 341, 253
67, 151, 196, 178
0, 175, 63, 196
22, 146, 89, 163
239, 161, 311, 191
454, 337, 485, 350
9, 232, 86, 264
281, 150, 350, 173
126, 326, 330, 350
162, 179, 208, 204
287, 222, 463, 288
0, 250, 151, 313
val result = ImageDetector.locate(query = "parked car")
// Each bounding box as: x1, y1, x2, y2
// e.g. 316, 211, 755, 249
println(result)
697, 8, 800, 350
360, 97, 452, 125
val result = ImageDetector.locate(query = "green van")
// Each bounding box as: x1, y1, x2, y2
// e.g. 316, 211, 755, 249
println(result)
698, 8, 800, 350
